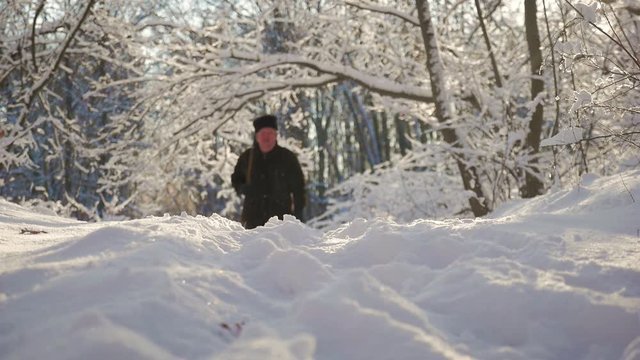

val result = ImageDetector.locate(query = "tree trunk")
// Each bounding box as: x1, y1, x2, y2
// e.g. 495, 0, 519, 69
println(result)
379, 112, 391, 162
344, 88, 375, 170
522, 0, 545, 198
415, 0, 489, 217
394, 115, 412, 156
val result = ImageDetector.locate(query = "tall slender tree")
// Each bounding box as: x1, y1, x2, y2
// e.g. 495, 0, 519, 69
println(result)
416, 0, 488, 216
523, 0, 545, 198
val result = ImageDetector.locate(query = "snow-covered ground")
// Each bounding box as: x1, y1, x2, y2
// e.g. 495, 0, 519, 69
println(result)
1, 170, 639, 360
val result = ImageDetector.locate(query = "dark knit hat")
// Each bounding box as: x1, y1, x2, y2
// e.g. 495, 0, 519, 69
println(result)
253, 115, 278, 132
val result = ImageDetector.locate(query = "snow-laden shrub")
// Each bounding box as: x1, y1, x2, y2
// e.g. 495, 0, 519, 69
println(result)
311, 148, 472, 228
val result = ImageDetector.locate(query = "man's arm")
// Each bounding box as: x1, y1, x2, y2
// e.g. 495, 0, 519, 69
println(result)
231, 150, 249, 195
289, 152, 306, 220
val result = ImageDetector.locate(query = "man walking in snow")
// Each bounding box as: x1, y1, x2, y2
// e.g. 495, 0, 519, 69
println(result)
231, 114, 305, 229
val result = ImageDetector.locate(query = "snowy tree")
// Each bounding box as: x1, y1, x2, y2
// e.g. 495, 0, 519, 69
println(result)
1, 0, 101, 217
547, 1, 640, 177
1, 0, 638, 223
1, 1, 156, 219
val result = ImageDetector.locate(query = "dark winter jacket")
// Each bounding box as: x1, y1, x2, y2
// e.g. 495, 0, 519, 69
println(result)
231, 144, 305, 229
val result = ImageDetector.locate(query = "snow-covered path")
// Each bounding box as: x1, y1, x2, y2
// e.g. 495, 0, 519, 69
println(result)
1, 171, 639, 359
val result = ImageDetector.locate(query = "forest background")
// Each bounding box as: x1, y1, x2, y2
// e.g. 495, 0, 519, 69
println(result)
1, 0, 638, 226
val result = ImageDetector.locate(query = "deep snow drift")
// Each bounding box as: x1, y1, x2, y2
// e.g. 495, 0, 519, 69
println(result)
1, 170, 639, 360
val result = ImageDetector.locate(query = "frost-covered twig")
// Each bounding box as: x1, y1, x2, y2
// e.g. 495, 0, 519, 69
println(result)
15, 0, 97, 128
542, 130, 640, 148
619, 174, 636, 203
344, 1, 419, 26
565, 0, 640, 70
224, 51, 435, 103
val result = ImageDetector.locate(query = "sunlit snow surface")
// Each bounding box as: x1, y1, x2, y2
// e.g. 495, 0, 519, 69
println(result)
1, 171, 639, 360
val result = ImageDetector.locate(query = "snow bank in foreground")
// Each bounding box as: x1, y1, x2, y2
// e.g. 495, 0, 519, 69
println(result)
1, 170, 639, 360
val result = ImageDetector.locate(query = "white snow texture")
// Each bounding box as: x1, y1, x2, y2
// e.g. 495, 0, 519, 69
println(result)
1, 170, 640, 360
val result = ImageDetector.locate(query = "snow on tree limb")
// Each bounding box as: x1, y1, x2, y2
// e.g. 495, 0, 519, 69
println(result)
540, 127, 584, 147
173, 74, 338, 136
223, 51, 434, 103
569, 90, 592, 113
15, 0, 97, 129
574, 2, 599, 23
345, 1, 420, 26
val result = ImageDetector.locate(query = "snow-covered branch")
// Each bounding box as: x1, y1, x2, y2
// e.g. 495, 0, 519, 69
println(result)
16, 0, 97, 128
174, 74, 339, 136
345, 1, 420, 26
223, 51, 434, 103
